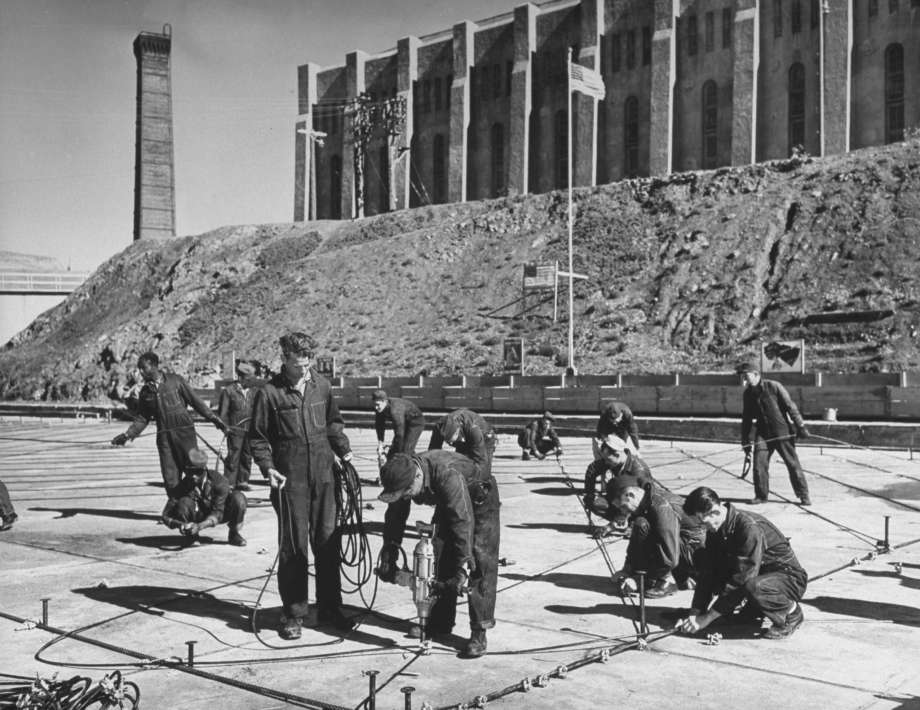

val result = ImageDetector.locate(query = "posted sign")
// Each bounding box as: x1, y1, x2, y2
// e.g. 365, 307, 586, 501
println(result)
503, 338, 524, 374
760, 340, 805, 373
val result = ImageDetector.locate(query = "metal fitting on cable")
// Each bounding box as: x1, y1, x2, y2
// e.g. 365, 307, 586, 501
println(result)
534, 674, 549, 688
705, 633, 722, 646
185, 640, 196, 667
555, 665, 568, 678
637, 637, 649, 651
420, 703, 433, 710
520, 677, 532, 692
599, 648, 610, 663
400, 686, 415, 710
473, 696, 488, 708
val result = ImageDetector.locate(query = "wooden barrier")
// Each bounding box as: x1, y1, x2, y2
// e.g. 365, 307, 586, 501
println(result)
544, 386, 600, 413
492, 386, 543, 412
443, 386, 493, 410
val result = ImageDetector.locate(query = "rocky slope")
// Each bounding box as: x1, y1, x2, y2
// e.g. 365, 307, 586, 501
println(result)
2, 138, 919, 401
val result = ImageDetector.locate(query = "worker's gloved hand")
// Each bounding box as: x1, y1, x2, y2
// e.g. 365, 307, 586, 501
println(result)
180, 522, 200, 537
215, 419, 229, 435
342, 452, 353, 463
796, 426, 811, 439
434, 570, 469, 596
742, 444, 752, 457
111, 433, 129, 446
376, 544, 399, 583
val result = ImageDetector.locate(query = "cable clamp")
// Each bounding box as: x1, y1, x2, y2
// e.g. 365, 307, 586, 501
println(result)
520, 677, 532, 692
599, 648, 610, 663
554, 665, 568, 678
705, 633, 722, 646
473, 695, 488, 708
534, 674, 549, 687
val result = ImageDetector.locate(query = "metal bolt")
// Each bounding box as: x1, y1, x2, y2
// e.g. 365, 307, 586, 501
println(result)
636, 571, 648, 637
364, 670, 380, 710
41, 598, 50, 627
400, 686, 415, 710
185, 640, 196, 667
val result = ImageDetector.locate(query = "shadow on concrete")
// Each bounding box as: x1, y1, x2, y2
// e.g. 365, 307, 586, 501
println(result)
503, 571, 612, 594
30, 506, 160, 522
516, 476, 566, 484
874, 695, 920, 710
116, 534, 217, 550
531, 486, 577, 497
875, 481, 920, 500
73, 584, 252, 631
807, 595, 920, 626
506, 522, 599, 535
251, 606, 407, 647
850, 568, 920, 591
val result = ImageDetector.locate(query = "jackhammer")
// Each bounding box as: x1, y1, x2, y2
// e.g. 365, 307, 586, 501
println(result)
384, 522, 438, 645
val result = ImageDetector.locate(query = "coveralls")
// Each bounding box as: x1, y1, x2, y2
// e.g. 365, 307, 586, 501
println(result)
161, 468, 247, 534
741, 379, 810, 501
218, 378, 264, 487
517, 417, 561, 457
375, 396, 426, 459
624, 484, 705, 585
692, 503, 808, 626
583, 450, 652, 515
382, 450, 500, 633
124, 373, 225, 498
596, 400, 640, 450
0, 480, 16, 527
429, 409, 496, 477
249, 369, 351, 620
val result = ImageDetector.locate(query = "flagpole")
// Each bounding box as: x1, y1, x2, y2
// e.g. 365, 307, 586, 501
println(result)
566, 48, 575, 376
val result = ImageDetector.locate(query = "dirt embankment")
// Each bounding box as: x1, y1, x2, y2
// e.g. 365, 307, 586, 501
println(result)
2, 138, 919, 402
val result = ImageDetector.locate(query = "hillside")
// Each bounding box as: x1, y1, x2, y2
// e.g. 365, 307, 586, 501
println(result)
2, 138, 919, 402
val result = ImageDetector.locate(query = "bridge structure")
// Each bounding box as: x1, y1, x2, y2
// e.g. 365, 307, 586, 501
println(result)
0, 270, 88, 345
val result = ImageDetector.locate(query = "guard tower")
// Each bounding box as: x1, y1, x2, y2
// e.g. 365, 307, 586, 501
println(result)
133, 25, 176, 240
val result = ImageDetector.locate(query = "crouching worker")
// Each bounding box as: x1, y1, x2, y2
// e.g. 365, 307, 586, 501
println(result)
608, 475, 705, 599
675, 486, 808, 640
376, 451, 500, 659
584, 434, 653, 531
160, 448, 247, 547
517, 411, 562, 461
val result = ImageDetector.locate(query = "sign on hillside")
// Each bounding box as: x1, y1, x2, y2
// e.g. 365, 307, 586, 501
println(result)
760, 340, 805, 373
522, 263, 556, 291
503, 338, 524, 374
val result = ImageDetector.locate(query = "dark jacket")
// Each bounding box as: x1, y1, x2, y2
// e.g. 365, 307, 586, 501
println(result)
692, 503, 806, 616
383, 449, 493, 574
249, 369, 351, 484
596, 400, 640, 449
626, 485, 684, 570
375, 397, 426, 452
218, 379, 265, 435
518, 417, 561, 451
741, 379, 805, 447
125, 372, 222, 439
161, 468, 230, 528
584, 450, 652, 504
428, 409, 496, 473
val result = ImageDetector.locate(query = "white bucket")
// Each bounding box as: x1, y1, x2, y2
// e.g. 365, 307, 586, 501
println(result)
823, 408, 838, 422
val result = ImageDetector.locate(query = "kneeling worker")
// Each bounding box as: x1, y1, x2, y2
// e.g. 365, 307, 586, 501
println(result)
376, 451, 500, 659
584, 434, 652, 521
675, 486, 808, 640
517, 411, 562, 461
608, 475, 704, 598
160, 448, 247, 547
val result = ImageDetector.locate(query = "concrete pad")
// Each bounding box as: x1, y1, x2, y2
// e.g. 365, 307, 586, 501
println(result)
1, 419, 919, 709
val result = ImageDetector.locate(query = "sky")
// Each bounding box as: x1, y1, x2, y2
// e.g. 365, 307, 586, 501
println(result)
0, 0, 504, 272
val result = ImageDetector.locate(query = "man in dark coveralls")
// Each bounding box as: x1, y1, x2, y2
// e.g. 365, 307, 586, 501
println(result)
372, 389, 426, 465
160, 448, 247, 547
377, 450, 500, 659
428, 408, 496, 477
517, 410, 562, 461
737, 362, 812, 505
249, 332, 355, 639
584, 434, 653, 519
111, 352, 228, 500
676, 486, 808, 640
217, 360, 263, 491
596, 399, 640, 451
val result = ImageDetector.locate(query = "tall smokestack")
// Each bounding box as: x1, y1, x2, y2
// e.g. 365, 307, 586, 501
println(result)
133, 25, 176, 240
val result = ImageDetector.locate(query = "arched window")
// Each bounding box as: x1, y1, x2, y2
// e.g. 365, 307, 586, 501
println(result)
554, 110, 568, 189
701, 80, 718, 169
330, 155, 342, 219
624, 96, 639, 177
433, 134, 447, 203
885, 43, 905, 143
788, 63, 806, 153
490, 123, 505, 197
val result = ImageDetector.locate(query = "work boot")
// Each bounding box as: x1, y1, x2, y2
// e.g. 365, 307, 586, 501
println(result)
0, 513, 17, 532
408, 622, 453, 639
799, 496, 812, 506
644, 578, 678, 599
462, 629, 487, 658
749, 497, 767, 505
762, 604, 803, 640
279, 615, 303, 640
318, 607, 356, 631
228, 527, 247, 547
521, 451, 530, 461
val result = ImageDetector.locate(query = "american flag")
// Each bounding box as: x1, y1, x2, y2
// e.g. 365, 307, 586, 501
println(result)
568, 62, 606, 100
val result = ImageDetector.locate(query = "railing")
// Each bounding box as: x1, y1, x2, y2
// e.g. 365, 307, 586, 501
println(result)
0, 271, 88, 293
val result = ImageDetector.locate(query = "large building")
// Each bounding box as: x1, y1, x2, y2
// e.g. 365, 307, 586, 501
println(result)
294, 0, 919, 221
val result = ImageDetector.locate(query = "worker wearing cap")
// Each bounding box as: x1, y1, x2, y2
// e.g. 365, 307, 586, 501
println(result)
160, 448, 247, 547
736, 362, 811, 506
372, 389, 426, 466
608, 474, 705, 599
517, 411, 562, 461
428, 408, 496, 477
217, 360, 264, 491
111, 352, 229, 499
0, 479, 17, 532
676, 486, 808, 640
249, 332, 355, 639
376, 450, 500, 659
584, 434, 653, 520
